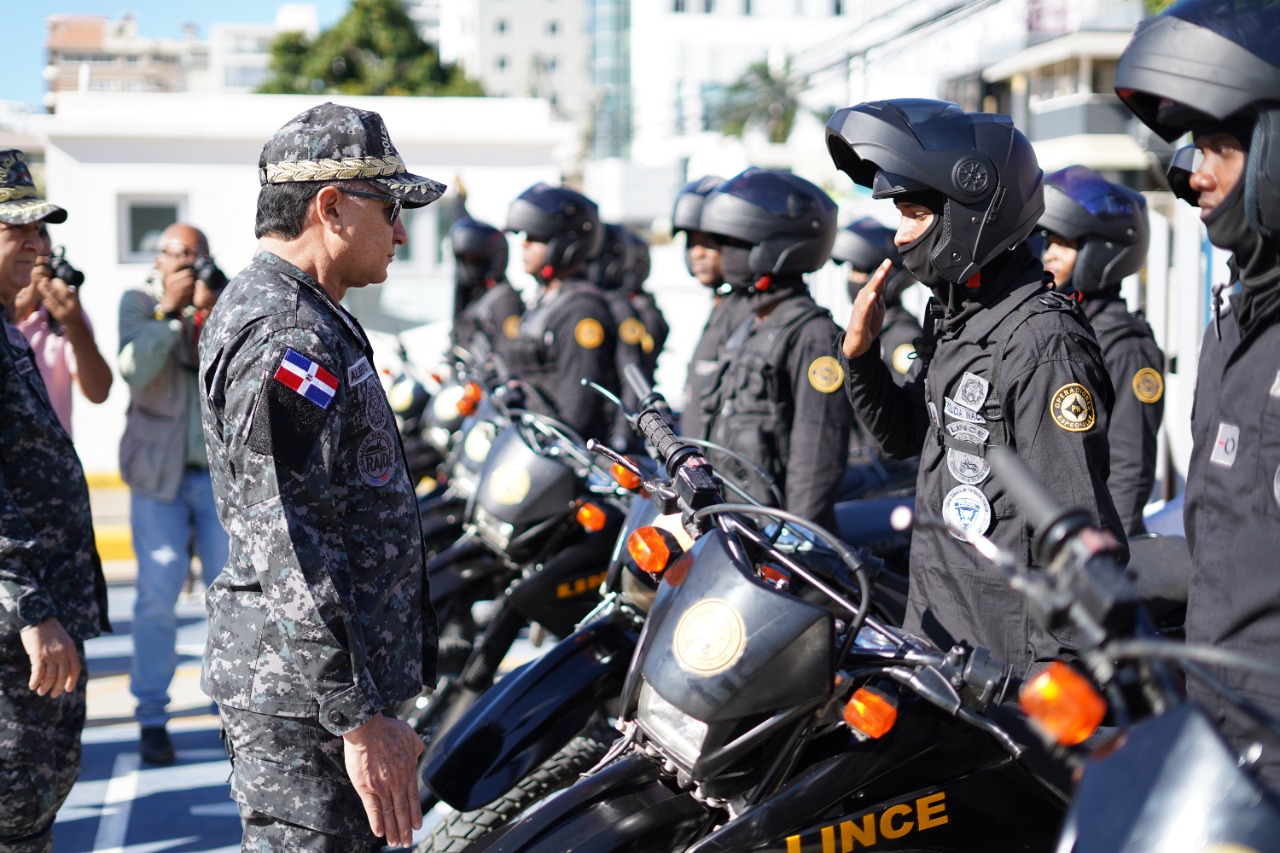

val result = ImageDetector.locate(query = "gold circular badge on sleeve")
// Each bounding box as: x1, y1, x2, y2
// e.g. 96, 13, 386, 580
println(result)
1132, 367, 1164, 404
642, 333, 655, 354
891, 343, 916, 375
619, 317, 646, 346
488, 463, 531, 505
502, 315, 521, 340
673, 598, 747, 676
807, 355, 844, 394
574, 318, 605, 349
1051, 382, 1096, 432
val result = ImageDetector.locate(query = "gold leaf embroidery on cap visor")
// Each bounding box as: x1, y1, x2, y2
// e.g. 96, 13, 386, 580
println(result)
264, 155, 407, 183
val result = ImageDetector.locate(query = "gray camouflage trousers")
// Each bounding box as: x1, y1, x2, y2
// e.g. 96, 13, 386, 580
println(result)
0, 644, 87, 853
220, 705, 383, 852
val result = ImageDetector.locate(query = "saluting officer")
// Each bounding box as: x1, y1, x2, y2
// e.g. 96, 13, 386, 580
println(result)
831, 217, 921, 384
700, 167, 852, 530
828, 99, 1125, 678
449, 215, 523, 358
1040, 165, 1165, 535
1117, 0, 1280, 794
199, 103, 440, 851
505, 184, 618, 442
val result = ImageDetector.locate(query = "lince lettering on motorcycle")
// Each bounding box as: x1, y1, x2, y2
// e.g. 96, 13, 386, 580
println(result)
785, 791, 948, 852
555, 570, 608, 599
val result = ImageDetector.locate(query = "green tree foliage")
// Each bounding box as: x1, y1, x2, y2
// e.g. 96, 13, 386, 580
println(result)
716, 57, 808, 145
258, 0, 484, 97
1143, 0, 1178, 13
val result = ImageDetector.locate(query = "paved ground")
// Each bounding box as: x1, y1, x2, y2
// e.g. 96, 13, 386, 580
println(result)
51, 486, 461, 852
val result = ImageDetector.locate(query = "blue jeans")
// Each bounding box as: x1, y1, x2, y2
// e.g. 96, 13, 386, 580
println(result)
129, 469, 228, 728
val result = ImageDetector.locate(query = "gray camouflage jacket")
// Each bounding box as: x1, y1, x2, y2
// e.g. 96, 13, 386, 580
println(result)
0, 319, 108, 641
198, 251, 435, 736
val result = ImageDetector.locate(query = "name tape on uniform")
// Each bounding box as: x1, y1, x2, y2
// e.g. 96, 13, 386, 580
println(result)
946, 421, 990, 443
944, 397, 986, 424
347, 356, 374, 387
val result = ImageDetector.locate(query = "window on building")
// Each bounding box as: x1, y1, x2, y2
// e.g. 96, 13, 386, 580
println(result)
548, 20, 559, 35
674, 0, 687, 11
547, 56, 558, 72
703, 0, 715, 11
496, 55, 507, 71
743, 0, 752, 13
495, 18, 507, 34
119, 197, 184, 263
833, 0, 844, 13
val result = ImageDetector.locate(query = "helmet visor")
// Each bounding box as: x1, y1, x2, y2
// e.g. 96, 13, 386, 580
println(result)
1046, 167, 1137, 222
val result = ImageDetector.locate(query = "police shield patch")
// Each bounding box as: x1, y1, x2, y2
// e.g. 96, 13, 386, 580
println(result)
574, 318, 605, 349
1050, 383, 1096, 432
807, 356, 844, 393
1132, 368, 1163, 404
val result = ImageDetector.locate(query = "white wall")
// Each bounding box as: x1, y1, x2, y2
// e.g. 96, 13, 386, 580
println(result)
40, 91, 572, 474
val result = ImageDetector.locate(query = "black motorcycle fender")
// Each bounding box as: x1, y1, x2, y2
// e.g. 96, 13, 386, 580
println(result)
427, 540, 507, 606
423, 617, 638, 811
470, 754, 709, 853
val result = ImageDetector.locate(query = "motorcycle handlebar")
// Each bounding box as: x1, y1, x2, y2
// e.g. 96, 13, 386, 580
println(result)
988, 446, 1091, 565
635, 409, 698, 478
623, 363, 674, 422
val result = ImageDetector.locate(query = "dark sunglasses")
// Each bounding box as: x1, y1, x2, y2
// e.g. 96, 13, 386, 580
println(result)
339, 187, 403, 226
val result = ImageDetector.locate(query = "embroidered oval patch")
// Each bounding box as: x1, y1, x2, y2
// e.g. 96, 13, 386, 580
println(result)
618, 317, 646, 346
574, 318, 605, 349
502, 314, 521, 340
1051, 383, 1096, 432
807, 356, 844, 393
357, 429, 396, 487
1132, 367, 1163, 404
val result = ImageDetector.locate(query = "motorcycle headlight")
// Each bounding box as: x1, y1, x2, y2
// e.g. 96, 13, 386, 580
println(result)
463, 421, 495, 463
473, 505, 514, 551
637, 682, 708, 770
426, 426, 454, 455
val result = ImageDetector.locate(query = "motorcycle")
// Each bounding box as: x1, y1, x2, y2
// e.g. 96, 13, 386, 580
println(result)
415, 370, 917, 850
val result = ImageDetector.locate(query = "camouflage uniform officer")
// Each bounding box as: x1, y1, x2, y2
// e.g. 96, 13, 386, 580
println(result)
198, 104, 444, 851
0, 149, 110, 853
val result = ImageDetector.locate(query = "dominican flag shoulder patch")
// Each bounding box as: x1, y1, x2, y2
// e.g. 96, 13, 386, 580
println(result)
274, 348, 339, 409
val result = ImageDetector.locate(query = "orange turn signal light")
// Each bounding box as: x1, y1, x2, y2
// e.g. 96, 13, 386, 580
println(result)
844, 686, 898, 739
1019, 661, 1106, 747
576, 501, 608, 533
456, 396, 477, 416
627, 526, 682, 575
610, 462, 643, 491
463, 382, 483, 403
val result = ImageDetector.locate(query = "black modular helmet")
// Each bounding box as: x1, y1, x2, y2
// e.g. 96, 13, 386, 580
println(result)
587, 223, 631, 291
672, 175, 725, 234
1166, 144, 1201, 206
1115, 0, 1280, 234
698, 167, 837, 277
450, 216, 508, 285
831, 217, 898, 273
1041, 165, 1150, 291
506, 184, 604, 276
825, 99, 1044, 284
623, 230, 651, 293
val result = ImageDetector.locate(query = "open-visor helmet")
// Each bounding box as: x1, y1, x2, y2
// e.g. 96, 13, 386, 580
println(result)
1041, 165, 1149, 290
832, 217, 898, 273
1115, 0, 1280, 232
506, 184, 604, 273
826, 98, 1044, 284
698, 167, 837, 276
672, 175, 725, 234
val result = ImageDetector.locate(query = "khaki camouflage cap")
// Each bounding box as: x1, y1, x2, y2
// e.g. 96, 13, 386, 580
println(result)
259, 102, 446, 208
0, 149, 67, 226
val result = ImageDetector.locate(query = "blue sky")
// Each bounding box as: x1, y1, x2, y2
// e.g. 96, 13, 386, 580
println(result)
2, 2, 350, 110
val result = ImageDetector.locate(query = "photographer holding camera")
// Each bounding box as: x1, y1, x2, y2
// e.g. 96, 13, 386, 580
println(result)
13, 224, 113, 434
117, 222, 229, 766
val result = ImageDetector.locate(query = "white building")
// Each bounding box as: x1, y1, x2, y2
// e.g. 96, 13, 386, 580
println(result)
38, 91, 572, 474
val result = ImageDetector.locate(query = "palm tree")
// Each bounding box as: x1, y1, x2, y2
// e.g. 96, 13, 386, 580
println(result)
716, 55, 809, 145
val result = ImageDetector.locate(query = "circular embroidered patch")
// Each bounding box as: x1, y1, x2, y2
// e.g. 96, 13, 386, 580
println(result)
946, 446, 990, 486
1051, 383, 1096, 432
619, 317, 646, 346
942, 483, 992, 541
1132, 367, 1164, 404
673, 598, 747, 677
807, 356, 844, 393
357, 430, 396, 487
364, 384, 388, 431
891, 342, 915, 375
502, 314, 521, 340
574, 318, 605, 349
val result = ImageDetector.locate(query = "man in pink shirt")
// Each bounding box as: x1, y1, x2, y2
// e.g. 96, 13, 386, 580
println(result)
12, 225, 112, 433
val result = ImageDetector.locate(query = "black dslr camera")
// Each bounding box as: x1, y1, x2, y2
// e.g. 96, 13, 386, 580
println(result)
47, 247, 85, 288
191, 255, 228, 292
